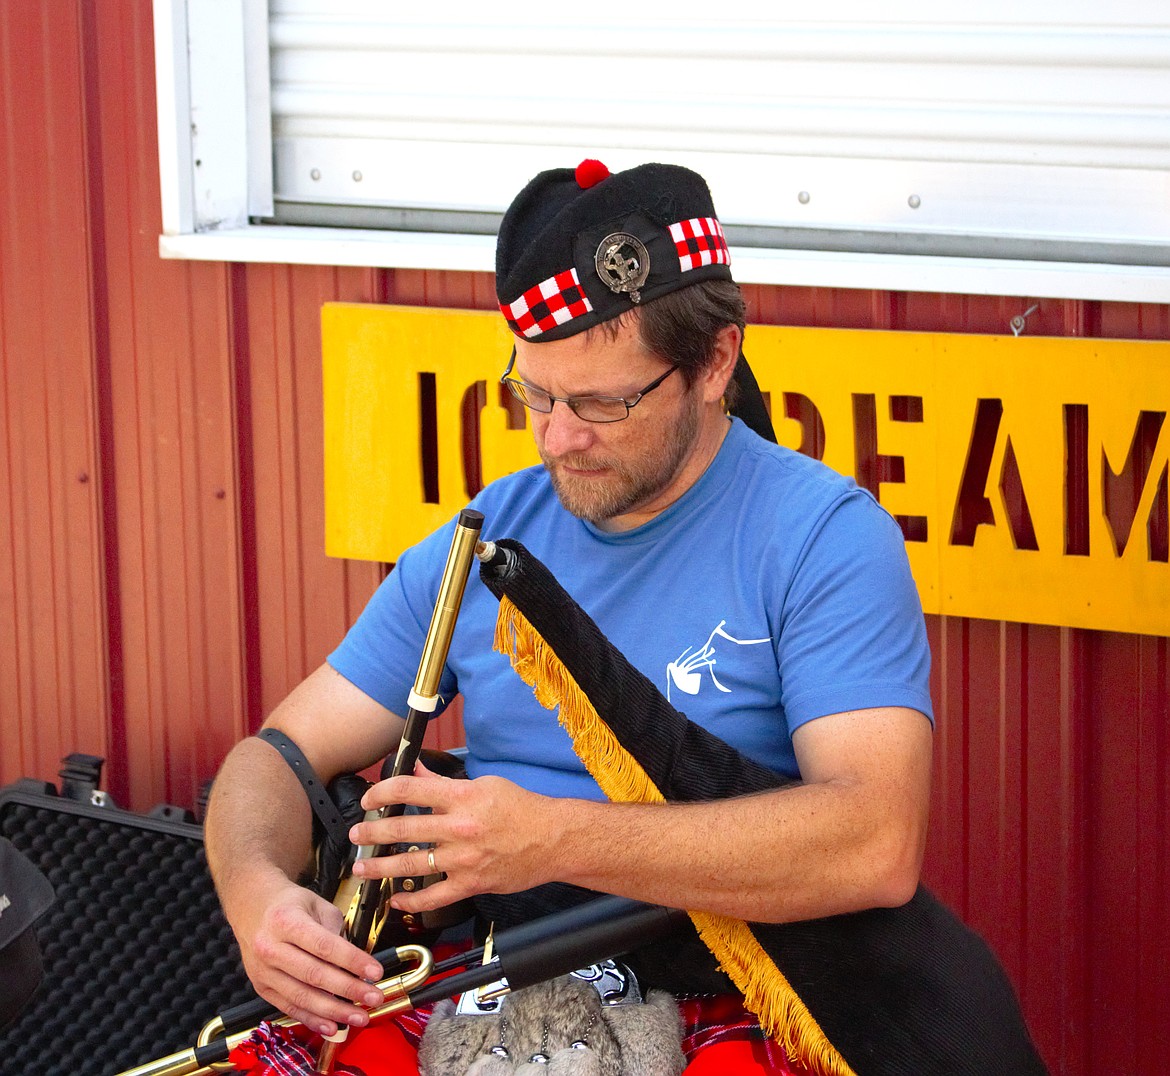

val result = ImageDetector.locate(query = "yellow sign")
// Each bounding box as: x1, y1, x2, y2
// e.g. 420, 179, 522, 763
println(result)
323, 304, 1170, 636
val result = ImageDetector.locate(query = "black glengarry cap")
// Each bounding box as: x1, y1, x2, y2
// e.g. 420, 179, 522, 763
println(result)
496, 160, 733, 342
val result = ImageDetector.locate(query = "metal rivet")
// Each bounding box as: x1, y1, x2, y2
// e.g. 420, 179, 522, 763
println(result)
352, 170, 363, 182
215, 489, 226, 499
401, 879, 416, 891
797, 191, 810, 204
407, 845, 420, 853
310, 168, 321, 181
908, 194, 921, 209
78, 472, 89, 483
401, 913, 415, 925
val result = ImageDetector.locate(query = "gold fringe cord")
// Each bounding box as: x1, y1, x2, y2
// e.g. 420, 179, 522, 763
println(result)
493, 596, 857, 1076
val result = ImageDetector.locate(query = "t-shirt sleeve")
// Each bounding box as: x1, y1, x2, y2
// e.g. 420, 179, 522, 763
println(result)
327, 519, 460, 713
776, 491, 934, 732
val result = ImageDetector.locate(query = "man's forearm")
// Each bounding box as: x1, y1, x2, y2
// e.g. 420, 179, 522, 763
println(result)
545, 781, 923, 924
543, 706, 932, 923
206, 664, 407, 940
204, 735, 315, 927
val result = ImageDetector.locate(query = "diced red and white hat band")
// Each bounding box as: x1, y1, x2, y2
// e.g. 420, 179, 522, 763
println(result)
669, 216, 730, 272
500, 268, 593, 339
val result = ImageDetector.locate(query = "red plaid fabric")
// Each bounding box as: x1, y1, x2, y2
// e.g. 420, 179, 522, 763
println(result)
385, 1005, 430, 1050
678, 994, 811, 1072
669, 216, 731, 272
232, 996, 811, 1074
228, 1020, 369, 1075
500, 268, 593, 338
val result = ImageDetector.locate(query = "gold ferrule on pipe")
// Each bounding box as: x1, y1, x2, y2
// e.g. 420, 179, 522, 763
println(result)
111, 1023, 270, 1076
413, 514, 483, 702
194, 1015, 235, 1073
195, 1016, 225, 1047
366, 993, 418, 1020
367, 943, 434, 1013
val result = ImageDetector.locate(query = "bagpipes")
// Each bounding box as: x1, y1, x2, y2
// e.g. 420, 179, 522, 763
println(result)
121, 510, 1048, 1075
114, 511, 686, 1076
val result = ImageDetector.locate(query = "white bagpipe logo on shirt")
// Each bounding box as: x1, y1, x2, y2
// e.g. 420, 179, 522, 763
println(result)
666, 620, 771, 702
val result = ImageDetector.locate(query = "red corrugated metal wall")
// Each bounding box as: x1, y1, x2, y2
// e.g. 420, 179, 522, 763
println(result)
1, 5, 1166, 1073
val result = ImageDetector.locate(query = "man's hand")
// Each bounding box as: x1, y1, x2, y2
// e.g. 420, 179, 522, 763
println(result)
233, 874, 387, 1037
204, 666, 410, 1034
348, 760, 562, 913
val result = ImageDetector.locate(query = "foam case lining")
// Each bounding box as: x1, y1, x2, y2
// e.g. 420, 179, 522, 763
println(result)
0, 768, 256, 1075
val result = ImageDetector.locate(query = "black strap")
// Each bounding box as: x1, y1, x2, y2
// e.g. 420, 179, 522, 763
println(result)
257, 728, 349, 847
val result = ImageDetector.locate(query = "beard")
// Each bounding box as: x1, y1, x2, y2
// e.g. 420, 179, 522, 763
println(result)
540, 390, 702, 524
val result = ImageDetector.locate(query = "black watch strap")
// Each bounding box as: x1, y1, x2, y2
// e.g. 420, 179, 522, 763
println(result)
257, 728, 349, 846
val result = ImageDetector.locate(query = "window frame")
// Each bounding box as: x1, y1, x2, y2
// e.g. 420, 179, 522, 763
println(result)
152, 0, 1170, 303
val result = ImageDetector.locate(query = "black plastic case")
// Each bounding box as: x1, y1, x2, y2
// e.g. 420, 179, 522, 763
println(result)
0, 757, 255, 1076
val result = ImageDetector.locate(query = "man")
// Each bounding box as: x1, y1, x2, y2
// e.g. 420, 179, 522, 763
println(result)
205, 160, 934, 1071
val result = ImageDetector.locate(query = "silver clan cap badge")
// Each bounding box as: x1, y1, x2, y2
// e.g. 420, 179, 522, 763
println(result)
594, 233, 650, 303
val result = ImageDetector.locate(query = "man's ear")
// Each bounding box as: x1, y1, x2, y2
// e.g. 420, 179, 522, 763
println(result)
701, 324, 742, 405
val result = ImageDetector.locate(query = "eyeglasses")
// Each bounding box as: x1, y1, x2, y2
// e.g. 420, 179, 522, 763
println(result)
499, 349, 680, 424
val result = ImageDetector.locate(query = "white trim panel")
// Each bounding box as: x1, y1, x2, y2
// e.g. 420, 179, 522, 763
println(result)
159, 227, 1170, 305
243, 0, 275, 218
152, 0, 194, 236
153, 0, 273, 233
154, 2, 1170, 300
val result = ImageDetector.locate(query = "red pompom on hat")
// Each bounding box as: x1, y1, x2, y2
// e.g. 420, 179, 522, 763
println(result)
574, 158, 610, 189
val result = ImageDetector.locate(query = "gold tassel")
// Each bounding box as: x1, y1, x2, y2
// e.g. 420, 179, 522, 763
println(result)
494, 597, 857, 1076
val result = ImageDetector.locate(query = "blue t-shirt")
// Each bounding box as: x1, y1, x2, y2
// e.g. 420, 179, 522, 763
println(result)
329, 418, 933, 801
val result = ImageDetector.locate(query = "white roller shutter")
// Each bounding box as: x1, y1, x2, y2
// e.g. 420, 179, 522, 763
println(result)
267, 2, 1170, 263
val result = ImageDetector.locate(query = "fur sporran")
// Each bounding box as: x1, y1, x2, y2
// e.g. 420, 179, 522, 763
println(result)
418, 972, 685, 1076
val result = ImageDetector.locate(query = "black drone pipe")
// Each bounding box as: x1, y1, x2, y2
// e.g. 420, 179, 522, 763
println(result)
406, 895, 686, 1010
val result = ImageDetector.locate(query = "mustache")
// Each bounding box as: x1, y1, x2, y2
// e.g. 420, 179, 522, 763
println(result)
542, 452, 621, 474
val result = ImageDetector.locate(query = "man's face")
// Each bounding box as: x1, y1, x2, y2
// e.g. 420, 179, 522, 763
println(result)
514, 319, 703, 528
